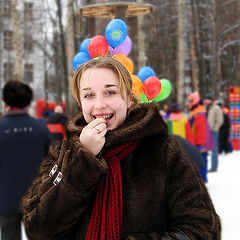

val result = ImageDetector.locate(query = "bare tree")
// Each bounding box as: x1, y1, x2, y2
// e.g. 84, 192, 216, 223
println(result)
56, 0, 69, 108
66, 0, 77, 115
177, 0, 185, 106
211, 0, 222, 98
137, 0, 146, 69
11, 0, 22, 81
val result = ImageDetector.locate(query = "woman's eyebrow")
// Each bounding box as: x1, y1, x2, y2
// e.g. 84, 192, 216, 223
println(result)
81, 87, 91, 92
105, 84, 118, 88
81, 85, 119, 91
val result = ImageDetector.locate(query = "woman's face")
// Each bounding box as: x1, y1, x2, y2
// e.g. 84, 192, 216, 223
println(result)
79, 68, 132, 130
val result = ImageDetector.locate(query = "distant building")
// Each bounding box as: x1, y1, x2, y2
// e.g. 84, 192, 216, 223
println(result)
0, 0, 51, 111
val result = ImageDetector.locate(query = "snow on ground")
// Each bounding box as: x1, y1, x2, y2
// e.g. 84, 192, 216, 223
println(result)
206, 150, 240, 239
22, 151, 240, 240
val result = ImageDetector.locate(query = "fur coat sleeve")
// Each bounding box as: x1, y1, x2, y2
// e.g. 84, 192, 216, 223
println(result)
123, 136, 221, 240
164, 136, 220, 239
21, 138, 107, 240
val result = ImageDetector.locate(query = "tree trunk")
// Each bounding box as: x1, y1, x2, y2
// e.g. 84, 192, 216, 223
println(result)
43, 58, 49, 116
189, 33, 198, 92
211, 0, 219, 98
53, 31, 62, 103
66, 0, 76, 116
177, 0, 185, 107
11, 0, 22, 81
211, 0, 221, 98
137, 0, 145, 69
190, 0, 208, 98
56, 0, 69, 112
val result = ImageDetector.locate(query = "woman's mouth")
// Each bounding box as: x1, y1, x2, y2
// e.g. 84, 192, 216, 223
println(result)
93, 114, 114, 123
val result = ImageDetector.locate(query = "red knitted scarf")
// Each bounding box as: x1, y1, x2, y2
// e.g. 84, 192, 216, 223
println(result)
86, 141, 139, 240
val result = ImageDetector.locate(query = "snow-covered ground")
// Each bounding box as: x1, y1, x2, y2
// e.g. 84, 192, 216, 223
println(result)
206, 150, 240, 239
22, 151, 240, 239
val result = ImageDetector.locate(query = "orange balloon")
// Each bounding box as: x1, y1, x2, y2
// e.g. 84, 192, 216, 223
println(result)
126, 57, 134, 74
131, 75, 143, 97
112, 53, 134, 74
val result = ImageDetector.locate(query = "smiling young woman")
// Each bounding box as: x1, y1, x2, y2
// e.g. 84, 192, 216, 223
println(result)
21, 57, 221, 240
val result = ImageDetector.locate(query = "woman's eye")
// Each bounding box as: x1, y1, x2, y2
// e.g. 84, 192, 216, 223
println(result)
106, 90, 116, 95
84, 93, 94, 98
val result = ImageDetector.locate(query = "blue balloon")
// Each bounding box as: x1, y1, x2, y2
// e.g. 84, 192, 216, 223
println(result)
79, 38, 91, 58
137, 66, 156, 83
72, 52, 91, 71
105, 19, 128, 48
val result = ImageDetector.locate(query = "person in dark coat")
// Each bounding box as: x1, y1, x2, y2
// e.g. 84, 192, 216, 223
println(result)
21, 57, 221, 240
216, 100, 231, 154
46, 105, 68, 142
0, 80, 52, 240
172, 135, 204, 172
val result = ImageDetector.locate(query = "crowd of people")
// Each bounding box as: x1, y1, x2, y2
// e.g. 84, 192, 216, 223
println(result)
163, 91, 232, 183
0, 57, 231, 239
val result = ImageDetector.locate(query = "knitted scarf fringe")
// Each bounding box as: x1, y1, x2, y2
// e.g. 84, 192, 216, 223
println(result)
86, 141, 139, 240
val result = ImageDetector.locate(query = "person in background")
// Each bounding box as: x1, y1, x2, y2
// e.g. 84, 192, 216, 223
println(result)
216, 100, 231, 154
164, 99, 188, 139
159, 104, 169, 119
21, 57, 220, 240
164, 100, 205, 176
46, 105, 68, 142
204, 94, 223, 172
186, 92, 214, 183
173, 135, 205, 174
226, 107, 233, 152
0, 80, 52, 240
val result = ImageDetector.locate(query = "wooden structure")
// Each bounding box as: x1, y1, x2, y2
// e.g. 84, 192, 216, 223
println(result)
75, 2, 156, 34
75, 2, 155, 18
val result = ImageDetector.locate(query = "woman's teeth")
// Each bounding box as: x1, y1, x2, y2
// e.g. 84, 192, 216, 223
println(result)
96, 115, 112, 119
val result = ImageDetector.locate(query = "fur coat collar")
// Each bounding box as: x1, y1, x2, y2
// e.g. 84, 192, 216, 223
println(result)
66, 103, 168, 147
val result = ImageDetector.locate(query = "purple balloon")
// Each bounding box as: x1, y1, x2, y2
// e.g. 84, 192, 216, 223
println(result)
109, 36, 132, 56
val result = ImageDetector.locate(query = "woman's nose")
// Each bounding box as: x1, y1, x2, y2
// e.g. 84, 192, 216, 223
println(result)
94, 95, 107, 109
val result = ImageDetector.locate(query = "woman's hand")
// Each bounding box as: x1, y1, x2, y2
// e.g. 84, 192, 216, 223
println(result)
79, 118, 107, 156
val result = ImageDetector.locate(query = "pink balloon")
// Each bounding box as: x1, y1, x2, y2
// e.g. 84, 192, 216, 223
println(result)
109, 36, 132, 56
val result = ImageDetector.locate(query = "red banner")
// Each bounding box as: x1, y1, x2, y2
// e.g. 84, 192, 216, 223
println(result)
36, 99, 66, 119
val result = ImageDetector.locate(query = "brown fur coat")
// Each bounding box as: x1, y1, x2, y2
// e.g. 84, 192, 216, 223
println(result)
21, 103, 221, 240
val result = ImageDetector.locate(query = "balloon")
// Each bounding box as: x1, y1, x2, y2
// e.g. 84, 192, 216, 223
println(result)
72, 52, 91, 71
105, 19, 128, 48
79, 38, 91, 58
123, 57, 134, 74
131, 75, 143, 97
88, 35, 109, 58
140, 91, 150, 103
137, 66, 156, 83
143, 76, 161, 100
153, 79, 172, 102
109, 36, 132, 56
112, 53, 134, 74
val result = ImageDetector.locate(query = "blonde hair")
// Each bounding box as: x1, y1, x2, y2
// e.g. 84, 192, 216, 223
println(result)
72, 57, 140, 107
